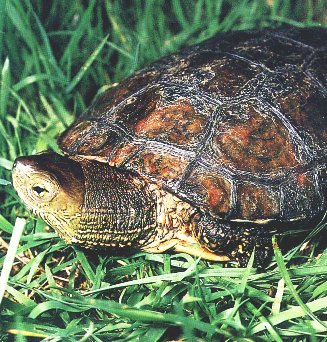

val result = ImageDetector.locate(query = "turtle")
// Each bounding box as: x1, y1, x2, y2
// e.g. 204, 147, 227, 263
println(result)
12, 27, 327, 267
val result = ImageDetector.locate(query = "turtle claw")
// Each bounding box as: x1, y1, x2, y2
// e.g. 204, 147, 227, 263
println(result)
173, 242, 230, 262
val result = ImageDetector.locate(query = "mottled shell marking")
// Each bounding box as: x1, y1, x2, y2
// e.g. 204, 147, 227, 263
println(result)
59, 27, 327, 222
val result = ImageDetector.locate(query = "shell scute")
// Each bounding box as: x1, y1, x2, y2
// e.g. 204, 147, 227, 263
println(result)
236, 183, 280, 220
202, 55, 261, 97
284, 27, 327, 48
232, 35, 310, 70
179, 166, 232, 218
132, 99, 208, 146
86, 70, 161, 119
60, 120, 122, 156
109, 142, 141, 167
111, 85, 161, 126
281, 170, 323, 220
211, 101, 301, 173
125, 148, 190, 187
273, 84, 327, 151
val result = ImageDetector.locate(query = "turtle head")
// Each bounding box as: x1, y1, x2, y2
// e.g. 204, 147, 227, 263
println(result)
12, 152, 158, 250
12, 153, 85, 242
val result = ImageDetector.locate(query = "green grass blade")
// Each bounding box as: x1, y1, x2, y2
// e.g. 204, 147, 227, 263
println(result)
60, 0, 97, 66
250, 297, 327, 334
0, 217, 25, 306
65, 34, 109, 93
30, 8, 66, 85
273, 236, 327, 329
0, 0, 6, 61
0, 213, 13, 234
0, 57, 11, 119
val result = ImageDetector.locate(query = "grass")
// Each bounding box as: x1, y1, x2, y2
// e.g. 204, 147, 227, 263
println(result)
0, 0, 327, 340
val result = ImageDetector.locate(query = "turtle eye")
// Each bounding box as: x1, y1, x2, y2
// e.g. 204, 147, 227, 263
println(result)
32, 185, 48, 197
27, 175, 59, 203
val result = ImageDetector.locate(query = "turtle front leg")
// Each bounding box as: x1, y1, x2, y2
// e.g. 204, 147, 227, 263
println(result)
143, 233, 230, 262
196, 216, 274, 267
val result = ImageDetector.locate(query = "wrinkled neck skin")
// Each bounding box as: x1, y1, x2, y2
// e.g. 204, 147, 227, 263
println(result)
72, 158, 197, 252
73, 158, 160, 249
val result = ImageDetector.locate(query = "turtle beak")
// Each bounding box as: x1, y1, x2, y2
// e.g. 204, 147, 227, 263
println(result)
12, 157, 34, 184
13, 156, 26, 170
12, 157, 35, 211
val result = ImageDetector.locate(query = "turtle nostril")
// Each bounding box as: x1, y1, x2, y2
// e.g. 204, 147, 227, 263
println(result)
12, 157, 25, 171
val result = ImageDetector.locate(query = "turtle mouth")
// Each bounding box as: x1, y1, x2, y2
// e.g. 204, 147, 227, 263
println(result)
12, 166, 33, 211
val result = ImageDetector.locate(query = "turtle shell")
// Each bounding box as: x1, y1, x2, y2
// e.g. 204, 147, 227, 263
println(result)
59, 27, 327, 223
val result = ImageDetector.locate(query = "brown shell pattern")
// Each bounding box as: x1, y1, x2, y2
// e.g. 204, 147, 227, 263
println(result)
59, 27, 327, 222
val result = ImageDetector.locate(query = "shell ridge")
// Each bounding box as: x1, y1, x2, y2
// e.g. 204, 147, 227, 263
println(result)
197, 156, 327, 186
174, 100, 224, 191
271, 33, 316, 51
302, 48, 327, 95
224, 51, 271, 72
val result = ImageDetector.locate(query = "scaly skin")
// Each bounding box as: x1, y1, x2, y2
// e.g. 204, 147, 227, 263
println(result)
13, 152, 230, 262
